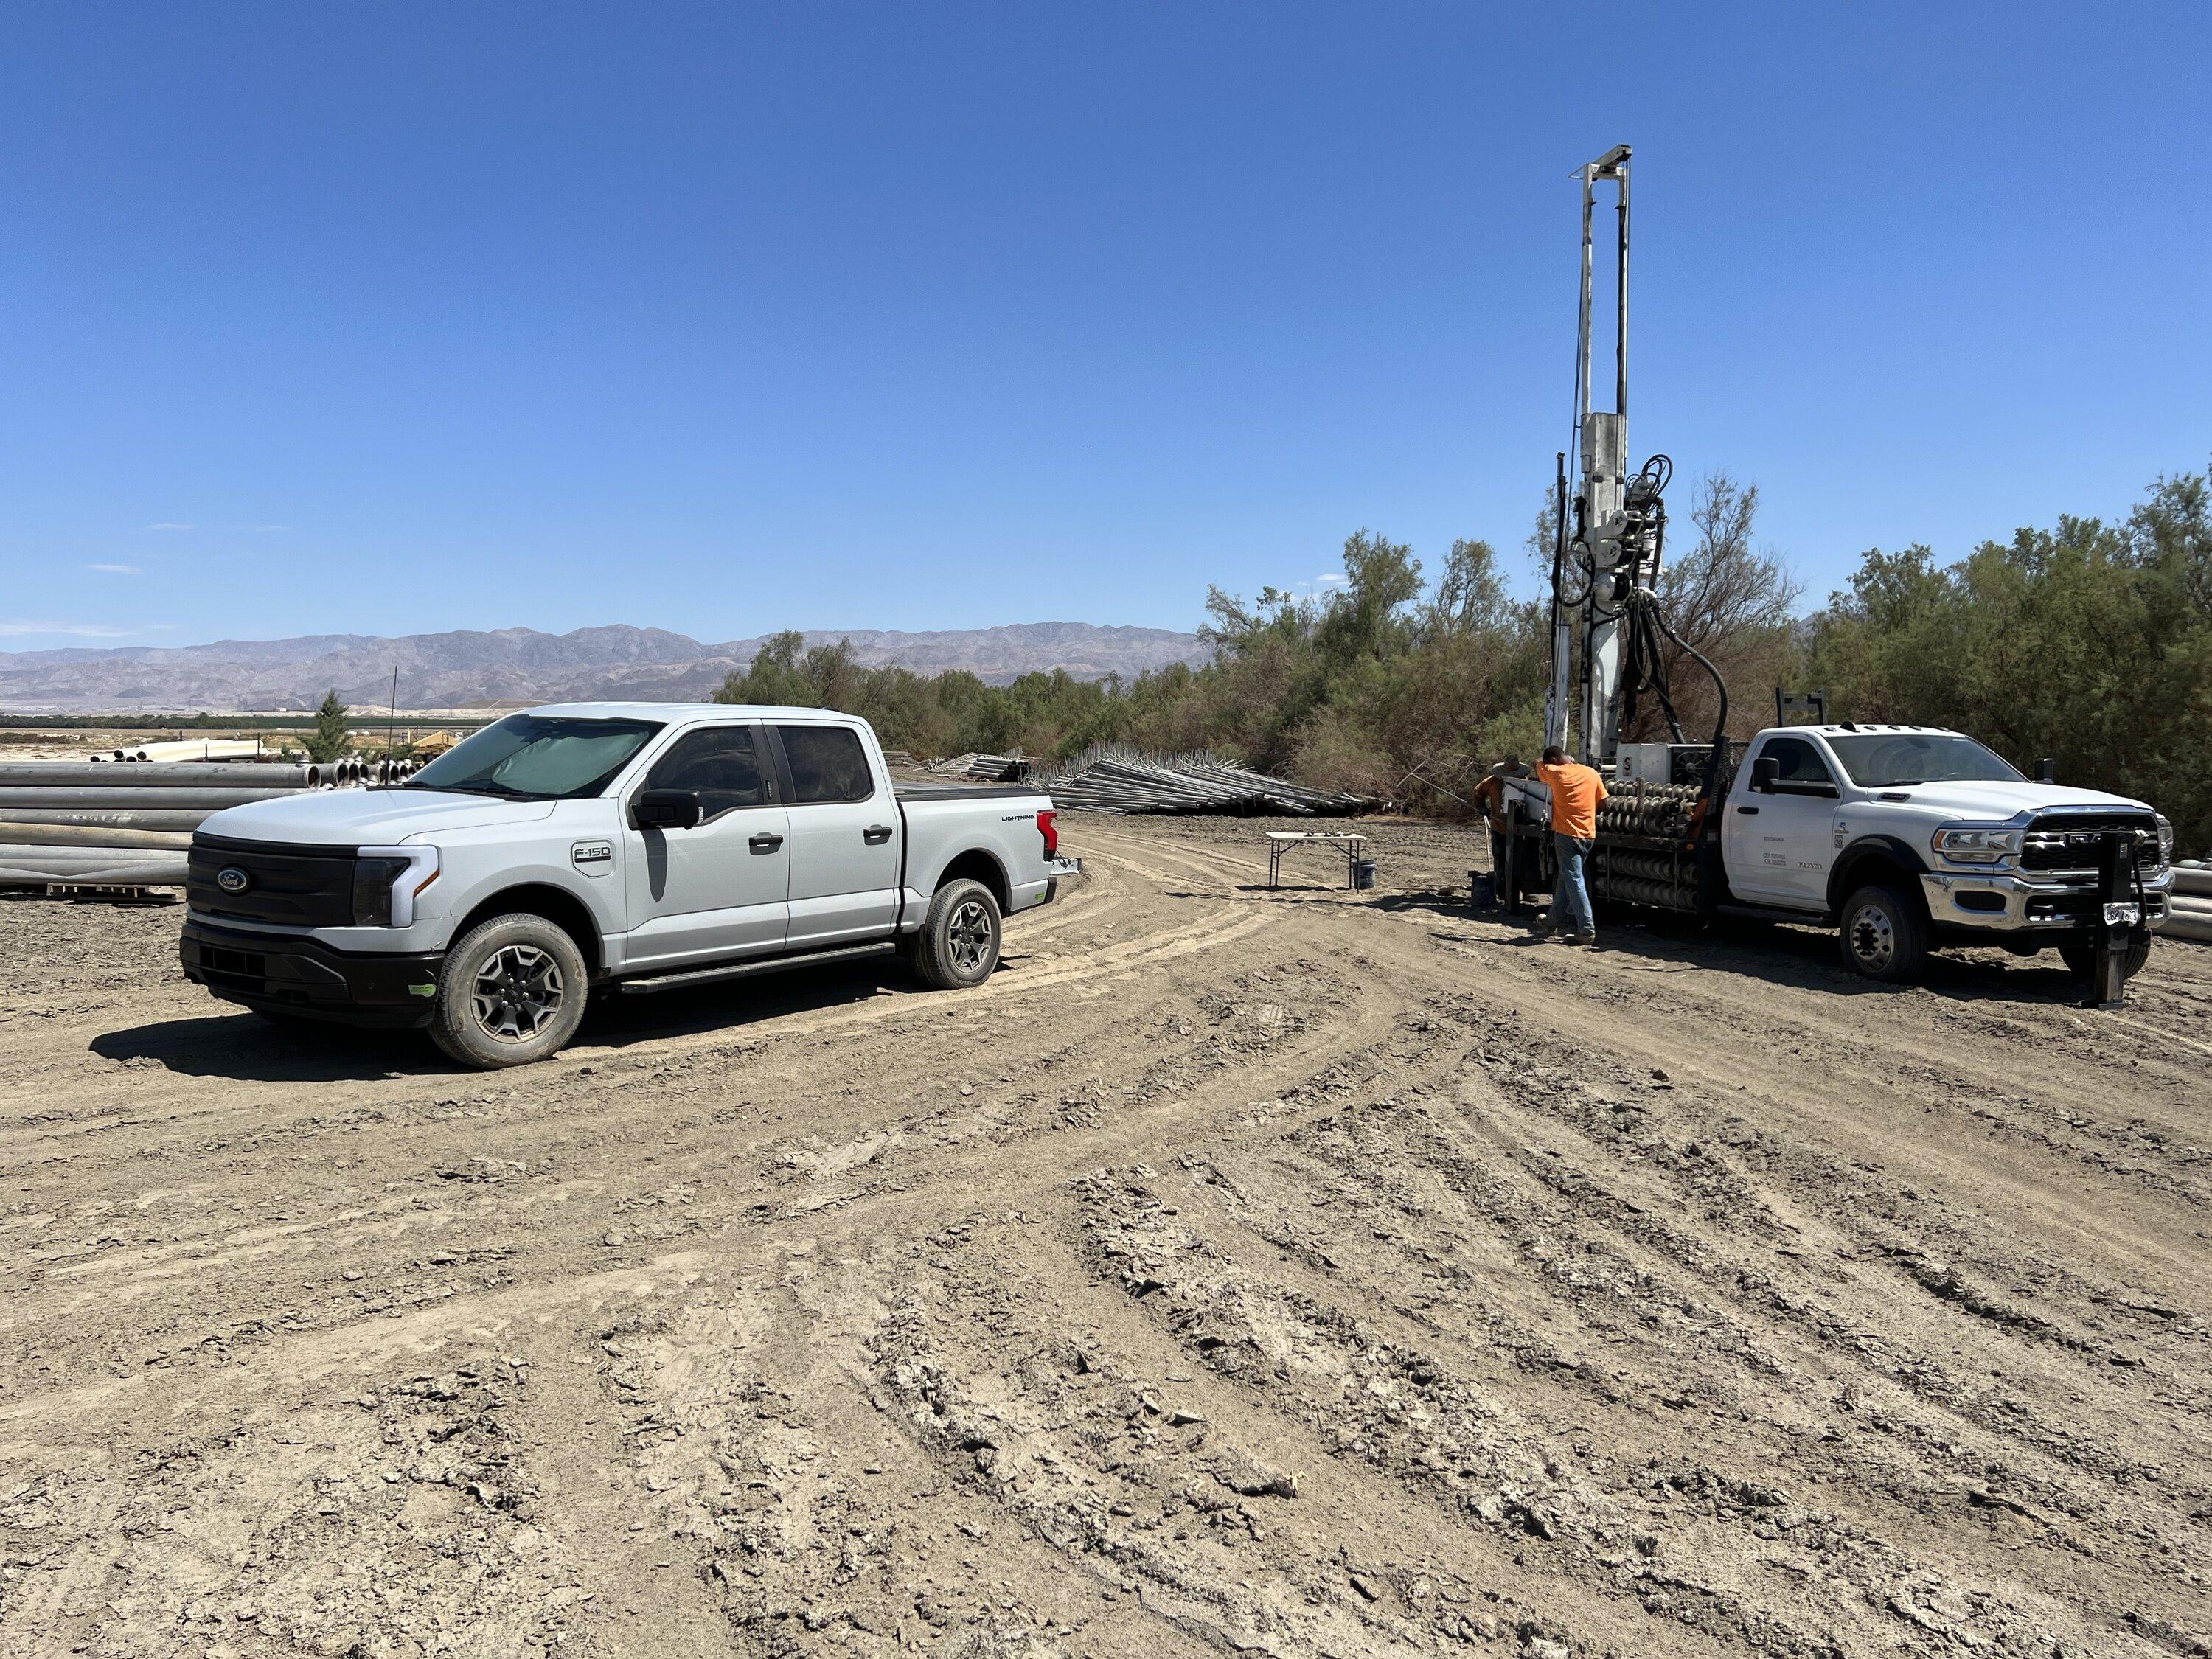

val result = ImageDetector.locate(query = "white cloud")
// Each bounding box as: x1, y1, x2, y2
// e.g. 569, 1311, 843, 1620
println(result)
0, 620, 137, 638
86, 563, 142, 575
143, 521, 193, 531
1315, 573, 1346, 585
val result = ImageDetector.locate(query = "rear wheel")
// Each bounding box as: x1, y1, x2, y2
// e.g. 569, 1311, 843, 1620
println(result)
2059, 937, 2152, 981
907, 877, 1001, 990
1837, 885, 1929, 984
431, 912, 588, 1068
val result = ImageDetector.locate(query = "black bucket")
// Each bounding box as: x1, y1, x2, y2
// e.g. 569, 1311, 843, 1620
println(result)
1352, 859, 1377, 891
1469, 869, 1495, 910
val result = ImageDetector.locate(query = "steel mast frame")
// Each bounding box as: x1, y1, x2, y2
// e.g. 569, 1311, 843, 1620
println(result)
1545, 143, 1632, 765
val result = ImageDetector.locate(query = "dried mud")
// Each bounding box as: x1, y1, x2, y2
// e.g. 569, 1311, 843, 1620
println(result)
2, 815, 2209, 1657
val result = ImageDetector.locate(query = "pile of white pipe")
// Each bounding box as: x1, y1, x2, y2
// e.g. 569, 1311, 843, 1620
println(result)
89, 737, 265, 763
2168, 861, 2212, 945
0, 757, 418, 894
1033, 743, 1368, 816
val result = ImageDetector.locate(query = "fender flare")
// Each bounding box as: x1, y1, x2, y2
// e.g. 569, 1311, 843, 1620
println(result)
1826, 835, 1930, 913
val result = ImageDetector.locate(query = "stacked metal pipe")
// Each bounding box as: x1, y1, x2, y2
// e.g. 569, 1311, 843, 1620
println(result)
1034, 744, 1366, 816
1589, 782, 1705, 912
927, 753, 1034, 783
0, 757, 409, 894
2169, 861, 2212, 945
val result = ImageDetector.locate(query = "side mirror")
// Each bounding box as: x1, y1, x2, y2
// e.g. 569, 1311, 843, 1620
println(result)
1751, 757, 1780, 793
2032, 757, 2056, 784
634, 788, 703, 830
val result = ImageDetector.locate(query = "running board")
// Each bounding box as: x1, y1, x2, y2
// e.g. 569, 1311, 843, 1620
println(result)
616, 940, 897, 996
1715, 901, 1832, 925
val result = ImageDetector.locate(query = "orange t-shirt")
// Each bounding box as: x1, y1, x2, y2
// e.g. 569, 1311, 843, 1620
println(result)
1534, 761, 1607, 840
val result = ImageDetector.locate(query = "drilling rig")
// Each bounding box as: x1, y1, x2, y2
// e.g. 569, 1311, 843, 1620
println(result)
1543, 142, 1725, 780
1496, 145, 2174, 1003
1503, 144, 1733, 922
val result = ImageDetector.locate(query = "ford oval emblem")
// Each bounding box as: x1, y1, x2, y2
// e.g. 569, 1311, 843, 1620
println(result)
216, 866, 251, 894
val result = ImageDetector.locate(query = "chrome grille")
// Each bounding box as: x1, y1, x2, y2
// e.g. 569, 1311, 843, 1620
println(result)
2018, 813, 2159, 874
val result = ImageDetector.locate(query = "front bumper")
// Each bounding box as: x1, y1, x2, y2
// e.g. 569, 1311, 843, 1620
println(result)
1920, 866, 2173, 935
180, 917, 445, 1028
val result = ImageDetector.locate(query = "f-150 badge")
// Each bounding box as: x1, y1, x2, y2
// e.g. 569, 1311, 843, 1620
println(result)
572, 841, 614, 875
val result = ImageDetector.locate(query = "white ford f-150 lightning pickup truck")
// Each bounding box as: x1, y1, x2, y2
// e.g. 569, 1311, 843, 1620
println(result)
179, 704, 1080, 1067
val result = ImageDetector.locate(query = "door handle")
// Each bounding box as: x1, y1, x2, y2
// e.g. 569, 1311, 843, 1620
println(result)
863, 824, 894, 844
749, 832, 785, 852
1736, 806, 1759, 815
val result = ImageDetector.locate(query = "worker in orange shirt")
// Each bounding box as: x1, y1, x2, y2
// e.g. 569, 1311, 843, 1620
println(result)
1534, 744, 1607, 945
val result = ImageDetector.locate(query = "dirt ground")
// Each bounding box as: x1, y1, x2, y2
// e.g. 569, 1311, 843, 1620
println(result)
2, 814, 2209, 1659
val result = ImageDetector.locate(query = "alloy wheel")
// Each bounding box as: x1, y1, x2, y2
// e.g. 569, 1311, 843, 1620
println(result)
471, 943, 564, 1042
947, 899, 995, 975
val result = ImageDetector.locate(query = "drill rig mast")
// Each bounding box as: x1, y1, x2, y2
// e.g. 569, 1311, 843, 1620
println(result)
1545, 145, 1680, 768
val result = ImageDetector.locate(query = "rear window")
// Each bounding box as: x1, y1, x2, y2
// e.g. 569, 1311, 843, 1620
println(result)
778, 725, 874, 804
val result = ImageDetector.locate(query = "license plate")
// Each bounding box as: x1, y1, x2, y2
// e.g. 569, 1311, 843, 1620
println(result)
2104, 902, 2141, 927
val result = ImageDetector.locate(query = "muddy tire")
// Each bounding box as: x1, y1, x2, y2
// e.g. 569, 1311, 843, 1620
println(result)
907, 878, 1001, 990
430, 912, 588, 1068
2059, 937, 2152, 982
1837, 885, 1928, 984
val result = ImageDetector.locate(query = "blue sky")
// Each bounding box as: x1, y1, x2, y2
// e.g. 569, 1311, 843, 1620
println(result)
1, 4, 2205, 653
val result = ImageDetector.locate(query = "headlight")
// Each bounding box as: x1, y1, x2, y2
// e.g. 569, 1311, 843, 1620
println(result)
1931, 824, 2023, 865
352, 844, 439, 926
2157, 815, 2174, 864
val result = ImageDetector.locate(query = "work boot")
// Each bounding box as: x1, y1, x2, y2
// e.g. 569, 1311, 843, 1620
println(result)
1572, 932, 1599, 949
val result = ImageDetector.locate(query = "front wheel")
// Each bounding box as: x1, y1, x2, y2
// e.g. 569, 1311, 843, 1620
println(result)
906, 878, 1002, 990
2059, 937, 2152, 982
431, 912, 589, 1068
1837, 885, 1929, 984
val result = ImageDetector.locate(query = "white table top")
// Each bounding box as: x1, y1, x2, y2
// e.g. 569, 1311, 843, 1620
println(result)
1265, 830, 1367, 844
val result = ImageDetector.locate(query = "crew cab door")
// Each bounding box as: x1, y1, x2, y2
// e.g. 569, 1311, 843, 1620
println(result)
1722, 734, 1839, 911
620, 723, 790, 970
771, 722, 902, 948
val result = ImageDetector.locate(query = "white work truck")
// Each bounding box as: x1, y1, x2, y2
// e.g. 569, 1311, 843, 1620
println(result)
1501, 724, 2175, 984
1515, 150, 2172, 995
179, 703, 1079, 1067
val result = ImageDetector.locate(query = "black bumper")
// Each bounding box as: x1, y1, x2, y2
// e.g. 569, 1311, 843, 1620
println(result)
180, 917, 444, 1029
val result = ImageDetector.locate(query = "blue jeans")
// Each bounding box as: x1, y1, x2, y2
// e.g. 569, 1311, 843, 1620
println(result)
1552, 833, 1595, 936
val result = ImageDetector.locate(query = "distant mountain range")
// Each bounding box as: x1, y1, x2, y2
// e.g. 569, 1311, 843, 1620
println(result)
0, 622, 1211, 713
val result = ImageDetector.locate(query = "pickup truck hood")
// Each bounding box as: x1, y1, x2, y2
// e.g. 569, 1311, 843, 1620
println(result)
1871, 781, 2154, 821
198, 789, 557, 846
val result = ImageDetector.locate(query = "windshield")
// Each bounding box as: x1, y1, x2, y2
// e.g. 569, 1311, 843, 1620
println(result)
1825, 733, 2023, 788
405, 714, 664, 800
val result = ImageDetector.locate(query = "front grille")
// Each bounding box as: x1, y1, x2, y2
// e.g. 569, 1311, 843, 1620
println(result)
2019, 812, 2159, 874
187, 833, 358, 927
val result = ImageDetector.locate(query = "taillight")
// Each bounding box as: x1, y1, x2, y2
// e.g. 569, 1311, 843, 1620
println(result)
1036, 809, 1058, 858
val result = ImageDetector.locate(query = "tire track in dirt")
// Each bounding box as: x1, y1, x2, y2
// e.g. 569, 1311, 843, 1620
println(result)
5, 815, 2211, 1657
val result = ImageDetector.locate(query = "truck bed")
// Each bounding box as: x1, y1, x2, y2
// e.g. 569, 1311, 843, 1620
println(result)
894, 785, 1046, 802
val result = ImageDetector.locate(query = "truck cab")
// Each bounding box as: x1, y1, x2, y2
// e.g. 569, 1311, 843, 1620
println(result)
1717, 723, 2174, 979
